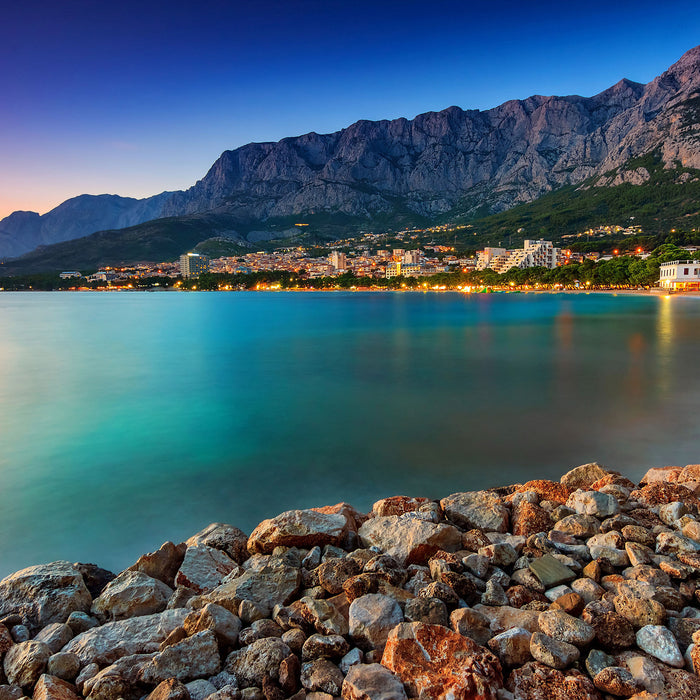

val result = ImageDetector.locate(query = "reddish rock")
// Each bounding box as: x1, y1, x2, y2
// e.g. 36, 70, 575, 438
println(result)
33, 675, 81, 700
515, 481, 571, 505
588, 474, 636, 491
310, 503, 367, 531
506, 586, 547, 609
506, 661, 602, 700
461, 529, 492, 551
381, 622, 503, 700
316, 559, 362, 596
639, 466, 682, 485
550, 592, 585, 617
145, 678, 191, 700
372, 496, 431, 517
629, 483, 699, 510
513, 502, 552, 538
678, 464, 700, 484
248, 509, 352, 554
591, 612, 635, 652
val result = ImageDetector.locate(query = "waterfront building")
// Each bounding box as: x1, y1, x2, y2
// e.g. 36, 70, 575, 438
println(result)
658, 260, 700, 291
386, 261, 402, 278
475, 247, 507, 271
59, 271, 82, 279
477, 240, 562, 274
179, 252, 209, 278
329, 251, 347, 271
403, 250, 421, 264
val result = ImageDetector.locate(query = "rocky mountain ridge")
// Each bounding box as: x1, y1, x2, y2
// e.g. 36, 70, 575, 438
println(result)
2, 45, 700, 261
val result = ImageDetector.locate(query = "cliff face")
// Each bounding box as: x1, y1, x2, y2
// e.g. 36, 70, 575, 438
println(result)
3, 46, 700, 260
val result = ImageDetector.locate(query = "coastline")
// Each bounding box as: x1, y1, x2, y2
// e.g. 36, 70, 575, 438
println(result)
2, 463, 700, 698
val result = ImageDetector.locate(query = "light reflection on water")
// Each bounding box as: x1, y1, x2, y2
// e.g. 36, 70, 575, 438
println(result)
0, 291, 699, 577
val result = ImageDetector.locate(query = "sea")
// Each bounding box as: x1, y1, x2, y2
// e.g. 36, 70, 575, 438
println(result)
1, 290, 699, 578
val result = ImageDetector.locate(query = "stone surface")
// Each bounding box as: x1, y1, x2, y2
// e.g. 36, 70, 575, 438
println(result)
186, 523, 249, 564
372, 497, 431, 518
358, 515, 461, 566
175, 546, 237, 594
537, 611, 594, 646
506, 662, 602, 700
487, 628, 532, 667
185, 679, 216, 700
341, 663, 407, 700
450, 608, 492, 646
440, 491, 509, 533
613, 595, 665, 628
247, 510, 351, 554
590, 612, 635, 651
348, 595, 403, 652
635, 625, 684, 667
302, 634, 349, 661
592, 667, 639, 697
34, 625, 73, 655
0, 563, 92, 633
182, 603, 241, 647
91, 571, 172, 622
381, 622, 503, 700
560, 463, 609, 491
46, 653, 80, 682
225, 638, 291, 687
300, 659, 343, 695
128, 542, 187, 588
33, 674, 81, 700
62, 609, 187, 665
566, 491, 620, 518
529, 633, 579, 670
529, 555, 576, 588
3, 641, 51, 688
141, 630, 221, 683
145, 678, 191, 700
403, 597, 448, 627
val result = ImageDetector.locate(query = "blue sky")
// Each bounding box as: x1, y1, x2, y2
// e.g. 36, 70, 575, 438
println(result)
2, 0, 700, 217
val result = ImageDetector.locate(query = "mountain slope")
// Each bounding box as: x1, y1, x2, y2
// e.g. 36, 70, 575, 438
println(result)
3, 45, 700, 268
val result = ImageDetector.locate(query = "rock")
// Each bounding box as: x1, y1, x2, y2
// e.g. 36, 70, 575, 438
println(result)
206, 558, 301, 617
10, 626, 29, 643
381, 622, 503, 700
141, 630, 221, 683
450, 608, 492, 646
341, 663, 407, 700
348, 595, 403, 652
358, 515, 460, 566
529, 633, 579, 670
72, 564, 116, 599
668, 617, 700, 652
129, 542, 187, 588
288, 597, 348, 636
474, 605, 541, 635
623, 654, 665, 694
300, 659, 343, 695
65, 612, 98, 635
585, 649, 614, 678
589, 545, 629, 567
175, 546, 238, 594
0, 686, 23, 700
592, 667, 639, 697
3, 641, 51, 688
183, 604, 241, 647
84, 653, 154, 700
537, 611, 594, 646
46, 653, 80, 682
630, 482, 700, 510
185, 680, 216, 700
440, 491, 509, 533
566, 491, 619, 518
550, 592, 585, 616
186, 524, 249, 564
91, 571, 172, 622
516, 481, 571, 505
482, 580, 509, 607
226, 638, 290, 687
529, 555, 576, 588
145, 678, 191, 700
33, 675, 81, 700
301, 634, 349, 661
656, 531, 700, 555
248, 510, 351, 555
74, 664, 99, 693
372, 496, 431, 517
552, 514, 601, 538
506, 662, 601, 700
62, 609, 187, 665
561, 463, 609, 490
487, 628, 532, 667
512, 503, 552, 538
635, 625, 684, 668
591, 612, 635, 651
479, 543, 518, 568
403, 597, 447, 627
34, 625, 73, 655
0, 563, 92, 633
315, 558, 361, 596
613, 595, 665, 628
640, 466, 682, 484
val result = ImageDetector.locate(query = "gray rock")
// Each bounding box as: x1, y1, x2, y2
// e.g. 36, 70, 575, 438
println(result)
185, 679, 217, 700
341, 663, 407, 700
349, 594, 403, 652
552, 514, 601, 538
560, 463, 609, 490
403, 597, 448, 627
75, 663, 99, 693
186, 523, 249, 564
537, 610, 594, 646
440, 491, 509, 533
9, 626, 29, 644
225, 637, 290, 687
301, 634, 349, 661
528, 554, 575, 588
91, 570, 173, 622
46, 651, 80, 681
62, 608, 187, 665
566, 491, 620, 518
487, 628, 532, 667
175, 546, 238, 594
635, 625, 684, 668
141, 630, 221, 683
0, 563, 92, 633
300, 659, 343, 696
481, 580, 509, 607
34, 624, 73, 654
449, 608, 491, 646
529, 633, 579, 669
183, 603, 241, 647
338, 647, 363, 675
585, 649, 614, 677
65, 612, 98, 635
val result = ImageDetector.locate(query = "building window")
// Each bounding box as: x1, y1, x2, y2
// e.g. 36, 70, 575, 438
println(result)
684, 268, 689, 275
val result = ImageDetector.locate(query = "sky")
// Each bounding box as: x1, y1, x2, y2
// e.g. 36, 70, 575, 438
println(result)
2, 0, 700, 219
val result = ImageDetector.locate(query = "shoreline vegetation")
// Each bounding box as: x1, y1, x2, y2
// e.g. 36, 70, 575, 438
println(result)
2, 464, 700, 698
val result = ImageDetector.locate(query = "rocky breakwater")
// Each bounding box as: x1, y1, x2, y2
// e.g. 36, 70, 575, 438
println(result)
4, 465, 700, 699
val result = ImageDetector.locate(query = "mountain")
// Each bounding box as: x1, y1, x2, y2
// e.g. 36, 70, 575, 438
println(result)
0, 192, 173, 259
3, 45, 700, 270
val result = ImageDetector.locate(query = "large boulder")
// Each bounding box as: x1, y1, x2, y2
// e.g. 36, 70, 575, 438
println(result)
440, 491, 509, 533
140, 631, 221, 684
91, 571, 172, 622
186, 524, 249, 564
204, 557, 300, 617
560, 463, 609, 490
381, 622, 503, 699
174, 546, 237, 594
0, 563, 91, 633
247, 509, 351, 554
358, 515, 461, 565
128, 542, 187, 587
62, 609, 187, 665
3, 641, 51, 688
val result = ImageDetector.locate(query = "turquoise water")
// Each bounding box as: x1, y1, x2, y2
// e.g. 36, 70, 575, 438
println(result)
1, 291, 699, 577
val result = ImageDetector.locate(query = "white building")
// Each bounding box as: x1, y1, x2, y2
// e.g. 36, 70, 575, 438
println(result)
329, 251, 347, 271
479, 240, 562, 274
402, 250, 421, 265
658, 260, 700, 291
475, 247, 507, 271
